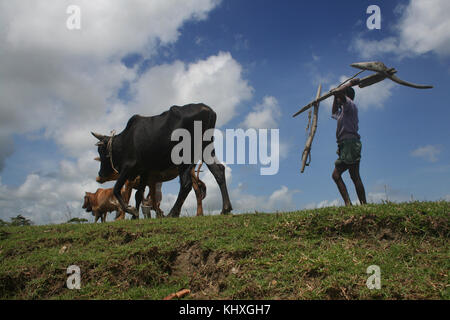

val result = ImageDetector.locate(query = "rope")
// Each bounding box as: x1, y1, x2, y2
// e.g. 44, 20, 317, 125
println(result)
306, 109, 312, 134
107, 130, 119, 174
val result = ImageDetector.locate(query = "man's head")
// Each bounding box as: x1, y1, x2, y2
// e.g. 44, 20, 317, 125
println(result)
345, 87, 355, 101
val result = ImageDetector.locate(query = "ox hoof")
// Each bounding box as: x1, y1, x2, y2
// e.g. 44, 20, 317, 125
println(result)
221, 207, 233, 215
167, 211, 180, 218
126, 206, 139, 218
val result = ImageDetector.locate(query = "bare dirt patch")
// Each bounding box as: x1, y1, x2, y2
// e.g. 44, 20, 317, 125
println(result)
171, 243, 242, 299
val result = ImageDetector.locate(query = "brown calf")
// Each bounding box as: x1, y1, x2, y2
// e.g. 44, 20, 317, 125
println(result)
82, 187, 131, 223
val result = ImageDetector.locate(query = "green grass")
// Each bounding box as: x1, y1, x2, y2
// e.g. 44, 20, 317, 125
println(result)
0, 201, 449, 300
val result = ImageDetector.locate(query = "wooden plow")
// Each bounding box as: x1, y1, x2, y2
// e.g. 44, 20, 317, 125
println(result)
293, 61, 433, 173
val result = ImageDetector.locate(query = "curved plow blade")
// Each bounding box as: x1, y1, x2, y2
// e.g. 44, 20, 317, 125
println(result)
352, 61, 433, 89
387, 74, 433, 89
351, 61, 388, 73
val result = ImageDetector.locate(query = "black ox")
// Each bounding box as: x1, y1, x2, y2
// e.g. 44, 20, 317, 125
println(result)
91, 103, 232, 218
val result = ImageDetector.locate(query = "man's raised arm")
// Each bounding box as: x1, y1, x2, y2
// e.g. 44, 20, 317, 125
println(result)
331, 78, 360, 118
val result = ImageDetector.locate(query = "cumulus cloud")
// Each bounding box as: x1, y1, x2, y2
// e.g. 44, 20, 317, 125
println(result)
0, 0, 223, 164
305, 198, 341, 209
1, 0, 220, 58
240, 95, 289, 166
351, 0, 450, 58
0, 151, 102, 225
131, 52, 253, 127
241, 96, 281, 129
367, 182, 414, 203
230, 184, 299, 213
411, 145, 442, 163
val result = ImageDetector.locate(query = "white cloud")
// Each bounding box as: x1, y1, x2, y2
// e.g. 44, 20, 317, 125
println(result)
230, 184, 300, 213
367, 192, 388, 204
351, 0, 450, 58
367, 182, 414, 203
305, 198, 341, 209
351, 37, 400, 60
241, 96, 281, 129
1, 0, 220, 58
0, 151, 101, 225
131, 52, 253, 127
0, 0, 222, 164
411, 145, 442, 163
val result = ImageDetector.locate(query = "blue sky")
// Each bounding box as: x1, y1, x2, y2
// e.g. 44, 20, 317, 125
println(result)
0, 0, 449, 224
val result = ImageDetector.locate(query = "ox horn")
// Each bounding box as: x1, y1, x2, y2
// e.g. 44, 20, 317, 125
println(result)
91, 132, 106, 141
94, 157, 101, 162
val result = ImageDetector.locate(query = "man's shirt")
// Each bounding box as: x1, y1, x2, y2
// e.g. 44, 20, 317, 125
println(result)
331, 96, 360, 143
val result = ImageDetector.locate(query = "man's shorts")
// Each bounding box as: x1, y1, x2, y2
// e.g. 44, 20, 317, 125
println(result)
335, 139, 362, 167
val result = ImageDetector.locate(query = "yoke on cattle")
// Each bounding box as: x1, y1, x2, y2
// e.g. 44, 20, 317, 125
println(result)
292, 61, 433, 173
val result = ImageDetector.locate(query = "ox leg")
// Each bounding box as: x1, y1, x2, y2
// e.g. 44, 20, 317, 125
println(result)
94, 212, 100, 223
113, 169, 139, 218
147, 183, 156, 219
115, 210, 125, 220
149, 183, 164, 219
191, 169, 204, 216
206, 161, 232, 214
134, 175, 147, 219
167, 164, 195, 218
154, 183, 164, 218
142, 190, 152, 219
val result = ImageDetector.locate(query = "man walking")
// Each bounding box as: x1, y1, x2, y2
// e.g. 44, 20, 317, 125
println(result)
331, 79, 367, 206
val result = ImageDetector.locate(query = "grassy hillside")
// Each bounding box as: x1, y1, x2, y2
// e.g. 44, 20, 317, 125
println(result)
0, 201, 449, 300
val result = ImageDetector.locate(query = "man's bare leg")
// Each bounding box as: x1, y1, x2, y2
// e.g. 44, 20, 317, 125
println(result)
349, 163, 367, 205
332, 165, 352, 206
